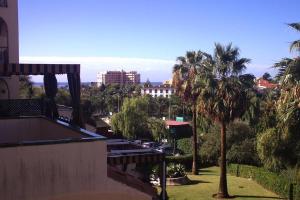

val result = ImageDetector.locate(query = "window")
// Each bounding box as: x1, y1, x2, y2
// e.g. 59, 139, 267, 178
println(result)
154, 94, 157, 97
154, 89, 157, 93
166, 95, 168, 98
166, 90, 169, 93
160, 89, 163, 93
0, 0, 7, 7
149, 89, 152, 93
0, 18, 8, 64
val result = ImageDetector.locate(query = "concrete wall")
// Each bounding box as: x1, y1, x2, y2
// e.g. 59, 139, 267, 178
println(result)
0, 0, 20, 99
0, 140, 152, 200
0, 118, 82, 143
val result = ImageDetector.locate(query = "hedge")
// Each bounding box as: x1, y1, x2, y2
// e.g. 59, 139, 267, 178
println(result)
228, 164, 300, 199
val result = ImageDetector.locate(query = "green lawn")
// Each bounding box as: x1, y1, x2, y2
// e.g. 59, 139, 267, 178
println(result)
166, 166, 283, 200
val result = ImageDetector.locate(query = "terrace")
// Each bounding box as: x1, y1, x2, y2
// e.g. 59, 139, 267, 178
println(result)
0, 62, 167, 199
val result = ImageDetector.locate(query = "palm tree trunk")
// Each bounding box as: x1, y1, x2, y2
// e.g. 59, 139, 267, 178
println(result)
192, 102, 198, 175
218, 122, 229, 198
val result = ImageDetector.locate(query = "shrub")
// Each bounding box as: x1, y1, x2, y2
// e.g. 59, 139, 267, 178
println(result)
166, 155, 193, 170
257, 128, 284, 172
228, 164, 300, 199
177, 138, 192, 155
167, 163, 186, 178
166, 154, 213, 171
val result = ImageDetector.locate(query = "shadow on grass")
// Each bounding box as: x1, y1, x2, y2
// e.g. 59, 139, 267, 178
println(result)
199, 169, 213, 173
233, 195, 285, 199
186, 180, 211, 185
198, 173, 217, 176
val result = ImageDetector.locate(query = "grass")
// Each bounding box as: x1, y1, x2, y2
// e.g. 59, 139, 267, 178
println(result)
165, 166, 283, 200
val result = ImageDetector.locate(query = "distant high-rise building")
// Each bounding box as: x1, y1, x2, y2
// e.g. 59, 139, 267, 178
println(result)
97, 70, 140, 86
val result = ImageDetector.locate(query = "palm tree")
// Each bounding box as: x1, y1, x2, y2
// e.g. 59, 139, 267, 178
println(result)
288, 23, 300, 52
198, 43, 252, 198
274, 57, 300, 84
172, 51, 211, 175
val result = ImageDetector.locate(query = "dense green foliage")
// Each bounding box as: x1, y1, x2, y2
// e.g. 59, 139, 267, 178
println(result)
147, 117, 168, 141
110, 96, 169, 140
111, 97, 149, 139
199, 121, 259, 166
177, 138, 192, 155
228, 164, 300, 199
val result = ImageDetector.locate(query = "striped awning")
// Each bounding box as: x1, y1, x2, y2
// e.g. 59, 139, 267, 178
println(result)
0, 63, 80, 75
107, 153, 164, 165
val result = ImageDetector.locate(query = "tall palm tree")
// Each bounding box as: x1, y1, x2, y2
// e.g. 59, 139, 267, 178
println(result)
172, 51, 211, 175
288, 23, 300, 52
198, 43, 252, 198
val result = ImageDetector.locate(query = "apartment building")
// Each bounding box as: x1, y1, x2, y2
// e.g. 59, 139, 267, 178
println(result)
97, 70, 140, 86
0, 1, 166, 199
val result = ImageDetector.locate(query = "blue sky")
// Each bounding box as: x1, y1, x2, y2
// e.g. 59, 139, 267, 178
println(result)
19, 0, 300, 82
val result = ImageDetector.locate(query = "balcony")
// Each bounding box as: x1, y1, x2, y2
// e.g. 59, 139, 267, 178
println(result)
0, 99, 45, 117
0, 0, 7, 7
0, 117, 108, 200
0, 117, 163, 200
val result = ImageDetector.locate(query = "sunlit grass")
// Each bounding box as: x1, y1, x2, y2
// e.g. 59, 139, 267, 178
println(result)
165, 166, 282, 200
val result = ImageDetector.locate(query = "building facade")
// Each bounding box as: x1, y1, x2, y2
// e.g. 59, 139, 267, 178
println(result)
0, 0, 19, 99
97, 70, 140, 86
141, 84, 175, 98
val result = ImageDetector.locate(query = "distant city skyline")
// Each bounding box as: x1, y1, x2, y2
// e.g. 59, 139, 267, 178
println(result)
19, 0, 300, 82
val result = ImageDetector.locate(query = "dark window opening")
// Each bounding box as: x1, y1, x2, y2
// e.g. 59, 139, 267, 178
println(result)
0, 0, 7, 7
0, 18, 8, 64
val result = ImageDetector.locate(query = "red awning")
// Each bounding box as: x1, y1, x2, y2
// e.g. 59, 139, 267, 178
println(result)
165, 120, 190, 126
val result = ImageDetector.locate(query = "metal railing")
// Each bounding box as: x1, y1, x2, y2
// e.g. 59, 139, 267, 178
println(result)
0, 0, 7, 7
0, 99, 45, 117
0, 47, 8, 64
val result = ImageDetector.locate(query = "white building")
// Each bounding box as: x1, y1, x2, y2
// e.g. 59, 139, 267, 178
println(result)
141, 84, 175, 98
96, 71, 105, 86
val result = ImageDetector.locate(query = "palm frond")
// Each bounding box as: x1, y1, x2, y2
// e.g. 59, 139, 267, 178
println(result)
176, 56, 186, 64
288, 23, 300, 32
290, 40, 300, 52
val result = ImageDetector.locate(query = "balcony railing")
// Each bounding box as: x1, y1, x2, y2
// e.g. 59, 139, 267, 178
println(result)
0, 0, 7, 7
0, 47, 8, 64
0, 99, 45, 117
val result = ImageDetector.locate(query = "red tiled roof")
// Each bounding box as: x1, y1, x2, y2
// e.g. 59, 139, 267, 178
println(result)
256, 78, 278, 89
165, 120, 190, 126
